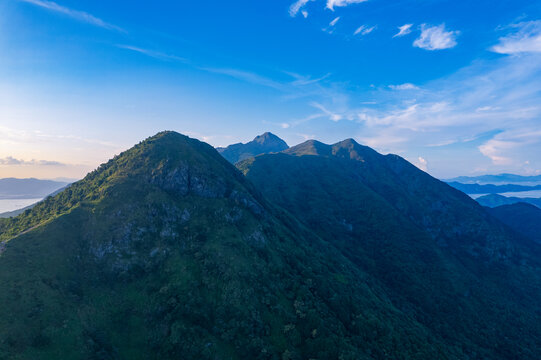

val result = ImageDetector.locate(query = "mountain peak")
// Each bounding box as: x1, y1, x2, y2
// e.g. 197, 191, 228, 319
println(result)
217, 132, 289, 164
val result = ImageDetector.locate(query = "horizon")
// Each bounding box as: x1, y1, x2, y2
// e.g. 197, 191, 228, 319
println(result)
1, 0, 541, 179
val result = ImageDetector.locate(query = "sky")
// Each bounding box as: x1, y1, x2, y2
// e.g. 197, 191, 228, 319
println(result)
1, 0, 541, 179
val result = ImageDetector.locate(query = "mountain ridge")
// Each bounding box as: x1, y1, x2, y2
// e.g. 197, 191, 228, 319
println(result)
217, 132, 288, 164
0, 131, 465, 359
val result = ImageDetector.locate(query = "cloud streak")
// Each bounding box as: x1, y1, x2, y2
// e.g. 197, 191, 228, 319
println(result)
491, 20, 541, 54
394, 24, 413, 38
19, 0, 123, 31
0, 156, 66, 166
354, 25, 376, 36
116, 45, 187, 62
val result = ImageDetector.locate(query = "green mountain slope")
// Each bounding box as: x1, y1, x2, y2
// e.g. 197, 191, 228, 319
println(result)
217, 132, 288, 164
486, 203, 541, 244
1, 132, 462, 360
238, 138, 541, 359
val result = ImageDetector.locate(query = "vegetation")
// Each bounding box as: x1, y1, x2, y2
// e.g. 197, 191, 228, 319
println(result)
1, 132, 541, 359
239, 138, 541, 359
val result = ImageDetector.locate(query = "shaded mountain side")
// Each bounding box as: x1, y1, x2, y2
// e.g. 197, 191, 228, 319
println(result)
476, 193, 541, 208
447, 181, 541, 194
283, 139, 520, 256
238, 139, 541, 359
0, 178, 69, 200
486, 203, 541, 244
0, 132, 464, 360
217, 132, 288, 164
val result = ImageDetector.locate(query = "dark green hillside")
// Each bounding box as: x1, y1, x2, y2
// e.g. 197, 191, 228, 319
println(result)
486, 203, 541, 244
217, 132, 288, 164
239, 139, 541, 359
0, 132, 461, 360
476, 193, 541, 208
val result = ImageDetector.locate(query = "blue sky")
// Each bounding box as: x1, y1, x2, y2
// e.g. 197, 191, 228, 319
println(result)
0, 0, 540, 179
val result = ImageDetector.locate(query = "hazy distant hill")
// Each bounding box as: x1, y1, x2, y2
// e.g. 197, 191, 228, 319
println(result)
0, 178, 70, 199
217, 132, 288, 164
447, 181, 541, 194
486, 203, 541, 244
476, 193, 541, 208
446, 173, 541, 184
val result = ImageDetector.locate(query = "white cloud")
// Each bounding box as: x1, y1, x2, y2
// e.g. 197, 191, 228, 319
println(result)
329, 17, 340, 27
388, 83, 419, 90
491, 21, 541, 54
302, 10, 309, 18
416, 157, 428, 172
0, 156, 66, 166
394, 24, 413, 38
19, 0, 123, 31
326, 0, 369, 11
289, 0, 314, 17
354, 25, 376, 36
413, 24, 459, 50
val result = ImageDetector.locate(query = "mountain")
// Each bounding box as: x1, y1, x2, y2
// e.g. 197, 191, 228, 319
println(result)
217, 132, 288, 164
445, 174, 541, 184
447, 181, 541, 194
486, 203, 541, 244
476, 193, 541, 208
0, 178, 70, 200
0, 131, 463, 359
238, 138, 541, 359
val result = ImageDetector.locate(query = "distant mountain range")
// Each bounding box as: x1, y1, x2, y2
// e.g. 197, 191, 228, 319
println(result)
216, 132, 288, 163
1, 131, 541, 359
445, 173, 541, 184
0, 178, 70, 199
447, 182, 541, 194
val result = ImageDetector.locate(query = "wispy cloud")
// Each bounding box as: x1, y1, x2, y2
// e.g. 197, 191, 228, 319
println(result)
491, 20, 541, 54
19, 0, 123, 32
354, 25, 376, 36
394, 24, 413, 38
289, 0, 314, 17
329, 16, 341, 27
388, 83, 419, 90
200, 67, 287, 91
116, 45, 187, 62
0, 156, 66, 166
326, 0, 369, 11
311, 102, 343, 121
413, 24, 459, 50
